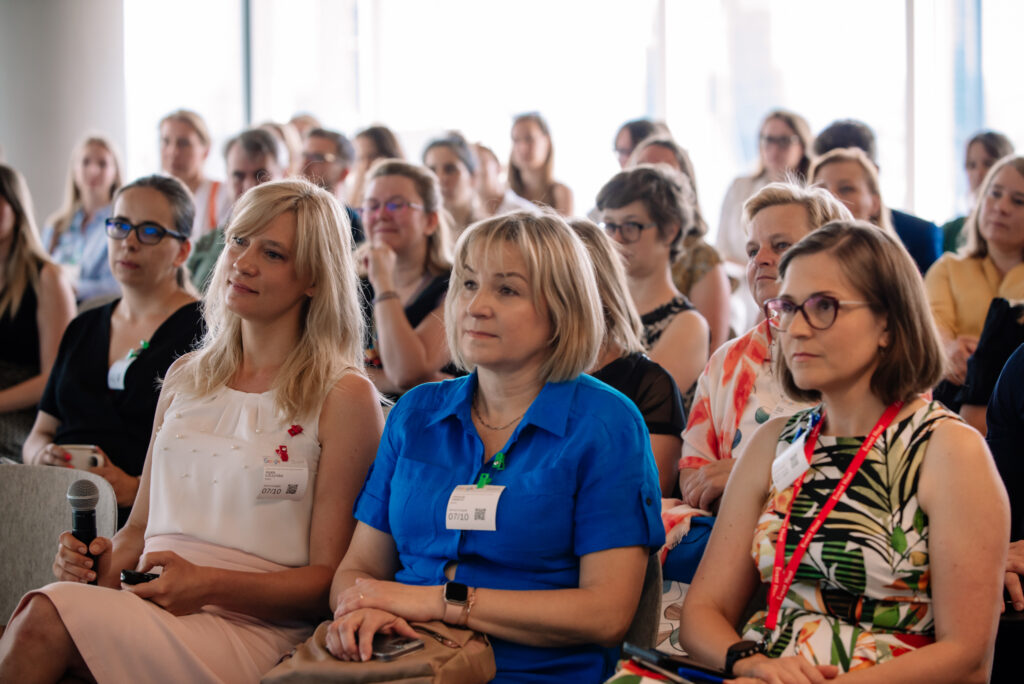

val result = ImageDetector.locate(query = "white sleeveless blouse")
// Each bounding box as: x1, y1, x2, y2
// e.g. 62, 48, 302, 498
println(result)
146, 388, 321, 567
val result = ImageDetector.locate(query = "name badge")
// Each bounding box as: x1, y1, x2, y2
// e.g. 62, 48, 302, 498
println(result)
107, 358, 134, 390
771, 433, 810, 492
257, 464, 309, 501
445, 484, 504, 531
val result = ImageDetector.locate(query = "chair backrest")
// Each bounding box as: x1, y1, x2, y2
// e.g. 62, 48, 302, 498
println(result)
0, 465, 117, 622
623, 552, 664, 648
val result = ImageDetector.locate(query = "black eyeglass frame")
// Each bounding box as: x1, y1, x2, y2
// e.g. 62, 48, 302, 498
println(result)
105, 218, 188, 245
763, 294, 870, 332
598, 220, 658, 244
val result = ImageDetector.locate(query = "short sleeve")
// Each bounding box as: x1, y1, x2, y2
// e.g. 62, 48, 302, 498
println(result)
633, 360, 686, 436
353, 401, 403, 534
572, 399, 665, 557
923, 254, 957, 338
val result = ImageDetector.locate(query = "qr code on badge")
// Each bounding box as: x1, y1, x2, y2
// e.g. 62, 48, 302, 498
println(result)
286, 484, 298, 495
474, 508, 486, 521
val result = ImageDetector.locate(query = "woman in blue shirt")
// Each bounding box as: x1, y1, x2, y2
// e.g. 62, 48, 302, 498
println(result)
326, 211, 665, 682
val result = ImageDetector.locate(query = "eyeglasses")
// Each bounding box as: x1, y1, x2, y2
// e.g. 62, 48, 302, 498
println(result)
361, 199, 424, 215
599, 220, 657, 244
763, 294, 869, 332
760, 134, 801, 149
105, 219, 187, 245
302, 152, 338, 164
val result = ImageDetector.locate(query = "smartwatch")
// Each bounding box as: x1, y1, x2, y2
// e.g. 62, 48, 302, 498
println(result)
442, 581, 469, 624
724, 639, 766, 677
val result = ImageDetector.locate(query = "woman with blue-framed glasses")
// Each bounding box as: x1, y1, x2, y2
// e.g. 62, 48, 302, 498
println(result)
23, 175, 203, 527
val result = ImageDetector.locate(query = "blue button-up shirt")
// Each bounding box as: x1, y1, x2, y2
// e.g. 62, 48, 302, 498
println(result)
355, 372, 664, 682
42, 206, 120, 302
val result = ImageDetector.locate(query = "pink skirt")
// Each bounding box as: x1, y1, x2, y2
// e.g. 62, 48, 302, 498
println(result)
15, 534, 314, 684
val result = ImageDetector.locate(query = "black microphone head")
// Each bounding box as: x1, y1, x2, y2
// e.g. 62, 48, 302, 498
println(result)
67, 479, 100, 511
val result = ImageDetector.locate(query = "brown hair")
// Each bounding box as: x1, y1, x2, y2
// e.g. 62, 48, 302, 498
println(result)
363, 159, 453, 275
356, 125, 405, 162
628, 136, 709, 238
964, 154, 1024, 260
508, 112, 555, 205
808, 147, 895, 234
773, 221, 945, 404
0, 164, 52, 318
756, 109, 814, 180
595, 164, 695, 263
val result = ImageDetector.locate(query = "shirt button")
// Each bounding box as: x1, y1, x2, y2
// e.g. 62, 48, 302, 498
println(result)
645, 497, 652, 505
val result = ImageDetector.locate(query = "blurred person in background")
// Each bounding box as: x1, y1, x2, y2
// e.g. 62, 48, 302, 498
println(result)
301, 128, 364, 243
942, 130, 1014, 253
509, 112, 573, 216
158, 109, 230, 239
0, 165, 76, 460
613, 118, 669, 169
259, 121, 304, 177
348, 124, 405, 210
474, 142, 535, 217
43, 135, 123, 304
288, 111, 322, 139
423, 132, 485, 236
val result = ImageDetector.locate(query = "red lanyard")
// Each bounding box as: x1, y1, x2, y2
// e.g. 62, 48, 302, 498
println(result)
765, 401, 903, 630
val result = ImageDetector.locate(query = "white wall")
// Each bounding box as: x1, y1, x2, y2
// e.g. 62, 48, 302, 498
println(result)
0, 0, 126, 228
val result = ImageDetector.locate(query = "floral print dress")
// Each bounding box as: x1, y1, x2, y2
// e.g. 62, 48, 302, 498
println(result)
742, 402, 956, 672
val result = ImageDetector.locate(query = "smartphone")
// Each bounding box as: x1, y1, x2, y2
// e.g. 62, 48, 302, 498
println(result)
61, 444, 106, 470
120, 570, 160, 585
623, 642, 726, 683
371, 633, 424, 661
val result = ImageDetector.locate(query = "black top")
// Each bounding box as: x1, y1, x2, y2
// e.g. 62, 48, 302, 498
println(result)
360, 273, 460, 393
40, 300, 204, 526
640, 295, 695, 349
987, 343, 1024, 542
0, 267, 42, 370
591, 352, 686, 436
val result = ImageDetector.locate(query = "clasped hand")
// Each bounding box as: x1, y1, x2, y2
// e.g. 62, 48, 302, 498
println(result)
680, 459, 735, 511
326, 578, 440, 662
728, 654, 839, 684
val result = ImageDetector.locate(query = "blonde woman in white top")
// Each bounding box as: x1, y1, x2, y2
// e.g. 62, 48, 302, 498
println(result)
0, 178, 382, 683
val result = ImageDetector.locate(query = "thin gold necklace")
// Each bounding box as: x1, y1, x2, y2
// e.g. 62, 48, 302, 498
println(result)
472, 402, 525, 431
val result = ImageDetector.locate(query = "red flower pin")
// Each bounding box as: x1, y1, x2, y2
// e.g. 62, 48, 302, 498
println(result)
276, 445, 289, 462
288, 424, 303, 436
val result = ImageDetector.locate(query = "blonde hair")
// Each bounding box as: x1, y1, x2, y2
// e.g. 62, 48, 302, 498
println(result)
445, 211, 603, 383
159, 109, 211, 148
568, 219, 645, 355
360, 159, 453, 276
165, 178, 365, 420
808, 147, 895, 234
0, 165, 53, 318
774, 221, 944, 404
965, 155, 1024, 260
46, 135, 123, 247
742, 181, 854, 236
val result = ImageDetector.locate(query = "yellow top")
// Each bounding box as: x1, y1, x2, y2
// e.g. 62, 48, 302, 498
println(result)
923, 252, 1024, 338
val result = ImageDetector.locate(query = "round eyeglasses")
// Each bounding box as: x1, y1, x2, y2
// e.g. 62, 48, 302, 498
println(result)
763, 294, 869, 332
598, 220, 657, 244
105, 219, 187, 245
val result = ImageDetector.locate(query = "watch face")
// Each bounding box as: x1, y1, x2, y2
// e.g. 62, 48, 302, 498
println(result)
444, 582, 469, 603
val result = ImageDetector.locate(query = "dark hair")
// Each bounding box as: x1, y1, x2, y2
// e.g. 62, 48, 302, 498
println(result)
423, 131, 478, 175
223, 128, 286, 169
355, 125, 405, 161
813, 119, 877, 164
774, 221, 944, 404
595, 164, 695, 263
616, 119, 659, 151
509, 112, 555, 203
308, 128, 355, 168
967, 130, 1014, 163
629, 136, 709, 237
113, 175, 196, 289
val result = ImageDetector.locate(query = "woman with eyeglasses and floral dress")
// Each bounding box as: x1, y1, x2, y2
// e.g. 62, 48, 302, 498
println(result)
680, 222, 1008, 683
23, 176, 203, 527
358, 160, 457, 399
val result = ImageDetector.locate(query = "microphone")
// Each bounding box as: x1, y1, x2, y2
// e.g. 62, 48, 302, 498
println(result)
67, 480, 99, 585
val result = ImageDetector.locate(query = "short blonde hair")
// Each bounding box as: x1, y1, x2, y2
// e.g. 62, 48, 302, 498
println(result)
363, 159, 453, 276
774, 221, 944, 405
742, 181, 854, 236
166, 178, 366, 420
808, 147, 895, 234
445, 211, 603, 383
965, 155, 1024, 260
568, 219, 645, 355
159, 109, 211, 148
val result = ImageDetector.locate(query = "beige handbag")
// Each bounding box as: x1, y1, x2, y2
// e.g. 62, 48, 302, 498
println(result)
261, 619, 496, 684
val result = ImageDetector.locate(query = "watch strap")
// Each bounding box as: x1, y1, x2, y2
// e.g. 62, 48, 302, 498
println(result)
725, 639, 766, 676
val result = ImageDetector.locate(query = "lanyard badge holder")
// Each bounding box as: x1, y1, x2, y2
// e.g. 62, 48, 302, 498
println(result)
446, 450, 507, 532
765, 401, 903, 630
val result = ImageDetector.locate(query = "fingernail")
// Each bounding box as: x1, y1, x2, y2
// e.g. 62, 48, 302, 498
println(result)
85, 560, 92, 568
63, 453, 71, 461
88, 572, 95, 580
1015, 601, 1023, 611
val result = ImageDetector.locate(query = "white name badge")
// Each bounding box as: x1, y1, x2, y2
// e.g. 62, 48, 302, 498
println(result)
257, 464, 309, 501
107, 357, 135, 390
445, 484, 505, 531
771, 433, 810, 492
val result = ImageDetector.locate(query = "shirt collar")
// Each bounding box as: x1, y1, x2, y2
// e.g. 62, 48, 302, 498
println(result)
425, 371, 575, 438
